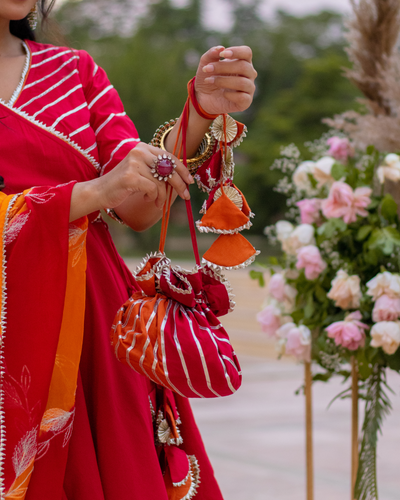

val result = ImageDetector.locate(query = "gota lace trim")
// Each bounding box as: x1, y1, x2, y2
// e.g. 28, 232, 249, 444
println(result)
7, 41, 31, 107
0, 195, 19, 496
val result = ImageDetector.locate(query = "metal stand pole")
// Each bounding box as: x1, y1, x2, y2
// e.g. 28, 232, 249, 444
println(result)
351, 357, 359, 500
305, 362, 314, 500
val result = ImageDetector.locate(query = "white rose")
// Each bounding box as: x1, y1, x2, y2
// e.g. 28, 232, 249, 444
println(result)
312, 156, 335, 188
276, 220, 294, 244
282, 224, 315, 255
366, 272, 400, 300
292, 161, 315, 193
370, 321, 400, 355
377, 153, 400, 184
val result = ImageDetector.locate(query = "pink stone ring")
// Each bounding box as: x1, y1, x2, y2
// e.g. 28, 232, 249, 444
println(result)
150, 154, 177, 182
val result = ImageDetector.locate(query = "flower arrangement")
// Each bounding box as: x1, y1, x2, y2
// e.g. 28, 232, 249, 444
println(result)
253, 134, 400, 498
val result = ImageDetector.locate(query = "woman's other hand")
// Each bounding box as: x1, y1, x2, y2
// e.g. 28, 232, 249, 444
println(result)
69, 142, 194, 225
195, 46, 257, 116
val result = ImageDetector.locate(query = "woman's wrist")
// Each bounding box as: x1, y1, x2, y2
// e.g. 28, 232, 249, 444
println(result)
69, 179, 103, 222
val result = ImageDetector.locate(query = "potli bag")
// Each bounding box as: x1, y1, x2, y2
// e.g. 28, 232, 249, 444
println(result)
110, 80, 258, 500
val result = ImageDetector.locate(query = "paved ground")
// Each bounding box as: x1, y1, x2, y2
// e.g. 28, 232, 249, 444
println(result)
125, 259, 400, 500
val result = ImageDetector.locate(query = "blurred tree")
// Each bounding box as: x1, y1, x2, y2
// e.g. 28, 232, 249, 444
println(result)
52, 1, 360, 247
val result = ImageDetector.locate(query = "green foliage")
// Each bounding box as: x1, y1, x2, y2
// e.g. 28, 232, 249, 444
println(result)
53, 2, 360, 238
355, 366, 393, 500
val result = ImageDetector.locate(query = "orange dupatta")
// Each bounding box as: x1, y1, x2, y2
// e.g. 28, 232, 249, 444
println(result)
0, 183, 87, 499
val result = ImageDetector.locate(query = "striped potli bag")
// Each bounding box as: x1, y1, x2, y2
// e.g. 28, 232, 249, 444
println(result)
110, 85, 255, 499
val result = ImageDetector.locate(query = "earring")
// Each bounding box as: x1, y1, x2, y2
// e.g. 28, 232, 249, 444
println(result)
28, 3, 38, 31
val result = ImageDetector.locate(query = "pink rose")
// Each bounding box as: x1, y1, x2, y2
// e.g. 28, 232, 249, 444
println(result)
296, 245, 327, 280
268, 273, 286, 301
284, 324, 311, 362
256, 304, 282, 337
372, 294, 400, 322
327, 136, 354, 162
296, 198, 322, 224
326, 311, 368, 350
322, 181, 371, 224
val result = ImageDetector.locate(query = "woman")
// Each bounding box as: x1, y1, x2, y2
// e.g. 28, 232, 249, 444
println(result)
0, 0, 257, 498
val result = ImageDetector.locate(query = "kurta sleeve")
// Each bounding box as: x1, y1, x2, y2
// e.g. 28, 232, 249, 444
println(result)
77, 50, 140, 176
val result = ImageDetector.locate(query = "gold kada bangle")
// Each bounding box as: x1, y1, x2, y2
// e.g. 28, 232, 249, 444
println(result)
150, 119, 216, 175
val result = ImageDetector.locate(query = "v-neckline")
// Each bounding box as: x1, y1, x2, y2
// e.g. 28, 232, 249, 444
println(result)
0, 40, 31, 108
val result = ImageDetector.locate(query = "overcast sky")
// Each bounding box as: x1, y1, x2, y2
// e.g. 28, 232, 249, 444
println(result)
201, 0, 351, 31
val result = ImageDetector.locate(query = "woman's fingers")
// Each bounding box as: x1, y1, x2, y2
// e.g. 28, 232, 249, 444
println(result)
203, 59, 257, 80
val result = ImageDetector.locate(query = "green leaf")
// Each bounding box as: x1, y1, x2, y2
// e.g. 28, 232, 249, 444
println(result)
356, 225, 373, 242
313, 372, 332, 383
307, 172, 318, 189
304, 293, 315, 319
268, 256, 279, 266
366, 145, 376, 155
249, 270, 265, 287
380, 194, 398, 221
331, 162, 347, 181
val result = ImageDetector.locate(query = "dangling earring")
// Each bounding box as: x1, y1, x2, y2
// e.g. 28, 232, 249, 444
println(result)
28, 3, 38, 31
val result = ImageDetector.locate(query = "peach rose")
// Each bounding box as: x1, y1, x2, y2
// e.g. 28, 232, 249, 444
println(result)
296, 198, 322, 224
377, 153, 400, 184
370, 321, 400, 355
312, 156, 335, 188
327, 270, 361, 310
322, 181, 371, 224
296, 245, 327, 281
327, 137, 354, 162
325, 311, 367, 351
256, 304, 292, 338
366, 272, 400, 300
372, 295, 400, 322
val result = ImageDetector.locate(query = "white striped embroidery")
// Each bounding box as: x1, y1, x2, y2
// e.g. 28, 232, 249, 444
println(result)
31, 50, 72, 68
84, 142, 97, 154
19, 70, 79, 111
0, 102, 100, 172
51, 102, 87, 129
24, 56, 79, 90
88, 85, 114, 110
95, 112, 126, 136
101, 138, 140, 175
31, 46, 62, 56
69, 123, 90, 138
33, 84, 83, 119
93, 64, 99, 77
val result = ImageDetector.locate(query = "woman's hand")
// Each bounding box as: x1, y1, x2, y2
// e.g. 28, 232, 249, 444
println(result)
195, 46, 257, 116
69, 142, 194, 223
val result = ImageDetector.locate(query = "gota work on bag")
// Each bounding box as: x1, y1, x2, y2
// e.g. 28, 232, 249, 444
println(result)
111, 79, 258, 500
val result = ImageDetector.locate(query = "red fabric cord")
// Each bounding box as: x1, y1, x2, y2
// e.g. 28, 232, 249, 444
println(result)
187, 77, 220, 121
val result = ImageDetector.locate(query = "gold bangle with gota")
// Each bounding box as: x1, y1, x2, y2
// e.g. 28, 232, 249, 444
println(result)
150, 119, 216, 175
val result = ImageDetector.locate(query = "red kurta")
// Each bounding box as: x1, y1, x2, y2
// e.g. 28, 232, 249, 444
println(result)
0, 40, 231, 499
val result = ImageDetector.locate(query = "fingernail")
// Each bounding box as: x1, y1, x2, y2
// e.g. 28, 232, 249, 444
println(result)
220, 49, 233, 58
184, 189, 190, 200
204, 76, 215, 84
202, 64, 214, 73
188, 174, 194, 184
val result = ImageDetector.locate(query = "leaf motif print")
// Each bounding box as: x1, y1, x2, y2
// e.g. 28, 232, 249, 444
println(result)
40, 408, 72, 433
20, 366, 31, 396
25, 188, 55, 205
12, 428, 38, 478
5, 212, 30, 246
3, 380, 24, 410
69, 224, 87, 267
